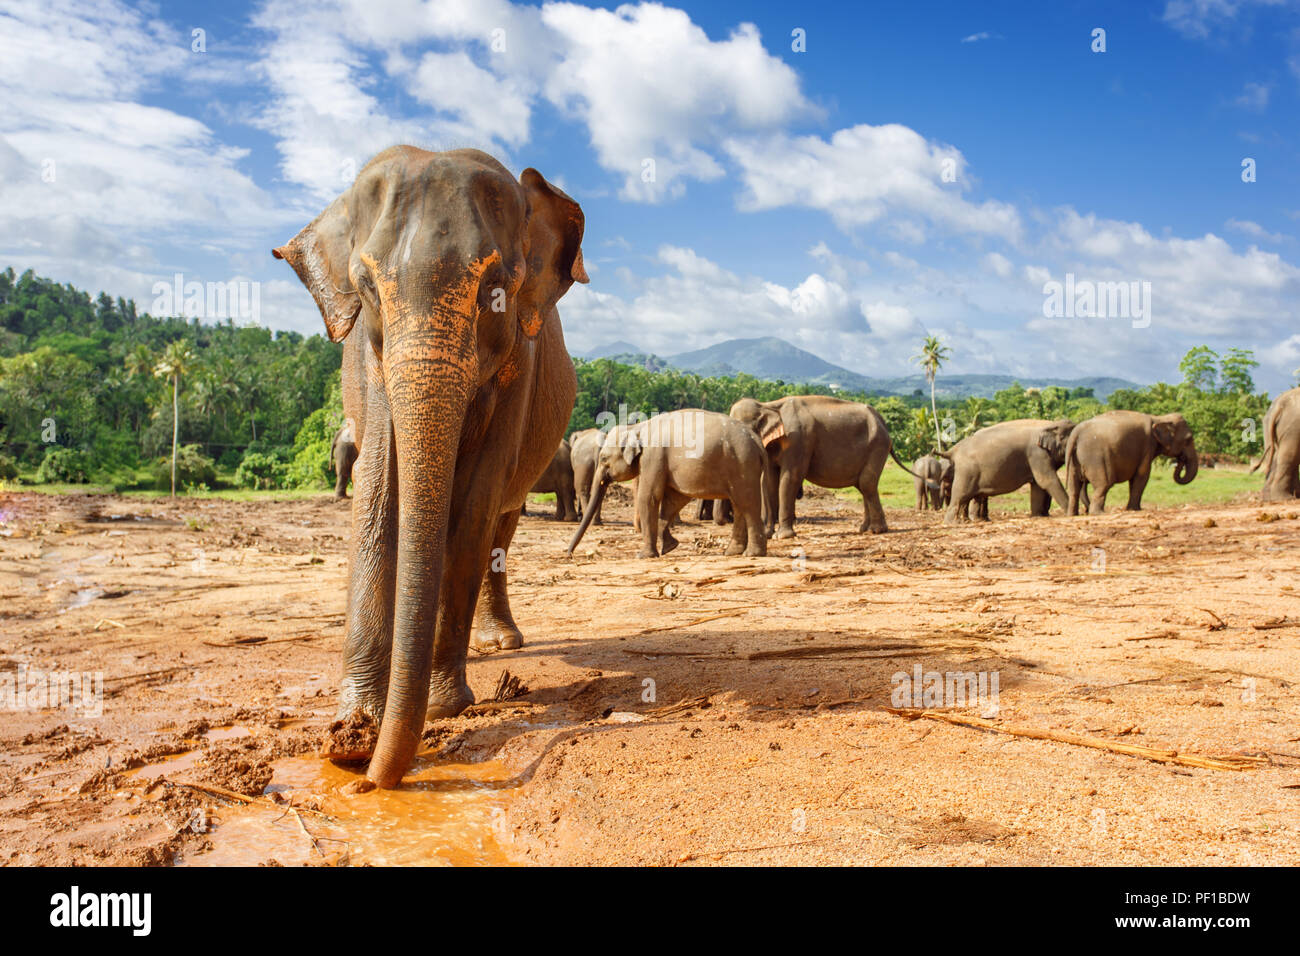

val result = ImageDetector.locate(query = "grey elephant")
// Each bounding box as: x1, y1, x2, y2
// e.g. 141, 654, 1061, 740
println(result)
1065, 411, 1198, 514
523, 439, 578, 521
568, 426, 605, 525
941, 419, 1076, 524
330, 421, 358, 499
730, 394, 929, 538
568, 409, 768, 558
1252, 387, 1300, 501
913, 454, 953, 511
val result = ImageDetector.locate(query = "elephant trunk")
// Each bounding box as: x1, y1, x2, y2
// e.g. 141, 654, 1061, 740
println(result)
567, 469, 609, 555
1173, 445, 1198, 485
366, 328, 475, 790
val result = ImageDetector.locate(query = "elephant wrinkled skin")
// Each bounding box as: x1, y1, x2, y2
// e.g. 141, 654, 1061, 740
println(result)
274, 146, 587, 788
1065, 411, 1198, 514
941, 419, 1075, 524
1252, 387, 1300, 501
568, 409, 768, 558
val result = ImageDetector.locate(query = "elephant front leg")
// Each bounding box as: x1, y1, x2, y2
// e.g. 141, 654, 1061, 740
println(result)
1126, 467, 1151, 510
326, 401, 398, 761
857, 469, 888, 534
636, 486, 661, 558
470, 509, 525, 653
774, 468, 800, 539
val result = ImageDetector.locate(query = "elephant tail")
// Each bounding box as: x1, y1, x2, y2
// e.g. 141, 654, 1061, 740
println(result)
890, 443, 940, 490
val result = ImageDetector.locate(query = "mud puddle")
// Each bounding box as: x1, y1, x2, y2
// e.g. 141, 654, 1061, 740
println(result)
184, 751, 516, 866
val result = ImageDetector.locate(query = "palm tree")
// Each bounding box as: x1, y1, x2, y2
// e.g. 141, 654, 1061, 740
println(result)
913, 334, 952, 449
154, 341, 196, 496
962, 396, 990, 437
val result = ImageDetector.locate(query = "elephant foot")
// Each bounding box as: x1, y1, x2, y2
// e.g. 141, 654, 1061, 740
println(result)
471, 621, 524, 653
743, 542, 767, 557
661, 531, 680, 555
635, 547, 659, 559
774, 526, 796, 540
426, 677, 474, 721
859, 521, 888, 534
724, 541, 746, 556
321, 709, 379, 763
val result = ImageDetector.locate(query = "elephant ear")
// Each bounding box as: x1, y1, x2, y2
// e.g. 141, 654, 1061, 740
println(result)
757, 409, 787, 449
1152, 417, 1178, 454
622, 429, 644, 467
520, 168, 588, 301
1037, 420, 1074, 465
272, 196, 361, 343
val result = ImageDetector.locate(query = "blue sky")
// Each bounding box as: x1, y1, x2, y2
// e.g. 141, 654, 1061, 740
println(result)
2, 0, 1298, 390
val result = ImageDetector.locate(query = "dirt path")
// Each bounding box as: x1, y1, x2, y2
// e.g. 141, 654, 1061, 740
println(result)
1, 486, 1297, 865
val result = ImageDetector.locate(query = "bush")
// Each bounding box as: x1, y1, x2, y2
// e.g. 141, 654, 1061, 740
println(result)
234, 450, 289, 490
152, 444, 216, 491
36, 446, 91, 483
0, 452, 19, 481
284, 438, 333, 490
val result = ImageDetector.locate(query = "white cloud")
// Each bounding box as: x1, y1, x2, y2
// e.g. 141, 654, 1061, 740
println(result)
725, 124, 1022, 242
1162, 0, 1291, 39
960, 32, 1001, 43
983, 252, 1014, 277
1225, 217, 1290, 242
1234, 80, 1271, 109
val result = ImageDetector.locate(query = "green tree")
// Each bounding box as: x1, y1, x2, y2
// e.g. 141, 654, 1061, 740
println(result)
154, 340, 197, 496
912, 334, 951, 449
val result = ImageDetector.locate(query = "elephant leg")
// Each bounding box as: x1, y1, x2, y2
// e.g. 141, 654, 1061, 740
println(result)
1028, 454, 1070, 511
1089, 482, 1111, 515
975, 495, 989, 521
1067, 467, 1083, 515
1126, 467, 1151, 510
945, 472, 976, 525
915, 480, 925, 511
635, 482, 660, 558
717, 498, 733, 525
1079, 484, 1091, 512
1029, 483, 1050, 517
334, 447, 354, 499
857, 466, 889, 534
697, 498, 713, 521
659, 488, 691, 555
470, 509, 524, 653
328, 390, 398, 760
775, 468, 800, 539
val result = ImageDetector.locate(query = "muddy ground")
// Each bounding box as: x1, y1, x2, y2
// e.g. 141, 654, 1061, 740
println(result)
1, 482, 1297, 866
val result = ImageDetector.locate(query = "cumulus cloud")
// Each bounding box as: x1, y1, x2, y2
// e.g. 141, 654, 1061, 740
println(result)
724, 124, 1022, 242
1234, 80, 1271, 109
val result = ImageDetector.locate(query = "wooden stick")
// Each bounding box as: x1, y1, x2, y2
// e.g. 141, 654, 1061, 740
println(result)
886, 708, 1268, 772
169, 781, 330, 817
292, 808, 325, 858
678, 838, 822, 863
632, 609, 750, 636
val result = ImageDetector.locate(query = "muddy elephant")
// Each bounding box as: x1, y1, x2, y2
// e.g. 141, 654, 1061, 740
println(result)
568, 427, 605, 525
330, 422, 358, 499
1252, 387, 1300, 501
913, 454, 953, 511
1065, 411, 1197, 515
941, 419, 1076, 524
273, 146, 588, 788
523, 439, 577, 520
568, 409, 768, 558
729, 395, 927, 538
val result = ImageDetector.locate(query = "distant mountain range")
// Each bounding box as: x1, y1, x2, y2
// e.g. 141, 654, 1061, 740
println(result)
580, 336, 1139, 401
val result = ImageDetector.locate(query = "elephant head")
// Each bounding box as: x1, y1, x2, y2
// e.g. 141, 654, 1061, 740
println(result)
1153, 413, 1198, 484
274, 147, 586, 787
730, 398, 786, 450
566, 426, 642, 554
1036, 419, 1076, 468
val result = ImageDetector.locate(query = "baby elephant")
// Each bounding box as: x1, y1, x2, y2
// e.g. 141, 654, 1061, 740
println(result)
567, 409, 768, 558
941, 419, 1075, 524
913, 454, 953, 510
524, 439, 578, 521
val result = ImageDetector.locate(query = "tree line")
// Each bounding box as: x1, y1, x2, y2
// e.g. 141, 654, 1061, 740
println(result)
0, 266, 1281, 491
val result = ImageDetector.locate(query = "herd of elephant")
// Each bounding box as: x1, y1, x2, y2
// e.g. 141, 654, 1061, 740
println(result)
278, 146, 1300, 788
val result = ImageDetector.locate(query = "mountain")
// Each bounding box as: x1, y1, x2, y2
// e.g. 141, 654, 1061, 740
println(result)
580, 336, 1139, 400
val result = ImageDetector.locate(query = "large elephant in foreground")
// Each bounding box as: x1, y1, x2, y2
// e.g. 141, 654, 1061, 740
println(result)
913, 454, 953, 511
568, 427, 605, 525
523, 439, 577, 520
1065, 411, 1197, 514
273, 146, 587, 788
330, 422, 358, 499
941, 419, 1075, 524
567, 409, 768, 558
1252, 387, 1300, 501
729, 395, 925, 538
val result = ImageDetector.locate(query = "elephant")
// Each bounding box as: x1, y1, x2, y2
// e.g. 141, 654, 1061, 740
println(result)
523, 439, 578, 520
913, 454, 953, 511
330, 422, 358, 499
940, 419, 1076, 524
729, 394, 930, 538
567, 409, 768, 558
1065, 411, 1198, 515
273, 146, 588, 788
568, 427, 605, 525
1252, 387, 1300, 501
